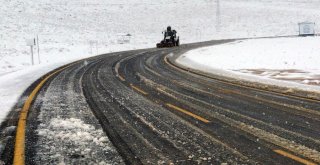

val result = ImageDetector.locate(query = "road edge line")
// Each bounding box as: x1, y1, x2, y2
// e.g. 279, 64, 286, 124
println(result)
274, 149, 317, 165
13, 64, 72, 165
130, 84, 148, 95
164, 55, 320, 103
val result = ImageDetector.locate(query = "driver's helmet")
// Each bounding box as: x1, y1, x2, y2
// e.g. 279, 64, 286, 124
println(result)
167, 26, 171, 31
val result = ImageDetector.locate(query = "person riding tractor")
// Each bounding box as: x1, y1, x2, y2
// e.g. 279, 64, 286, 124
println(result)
164, 26, 177, 41
156, 26, 179, 48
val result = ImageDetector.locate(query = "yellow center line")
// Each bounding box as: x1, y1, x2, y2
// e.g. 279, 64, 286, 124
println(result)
165, 56, 320, 117
166, 103, 210, 123
118, 74, 125, 81
14, 64, 73, 165
274, 149, 317, 165
130, 84, 148, 95
230, 90, 320, 117
164, 55, 320, 104
114, 62, 125, 81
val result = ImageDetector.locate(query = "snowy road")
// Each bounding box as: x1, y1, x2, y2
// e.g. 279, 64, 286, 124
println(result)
1, 40, 320, 164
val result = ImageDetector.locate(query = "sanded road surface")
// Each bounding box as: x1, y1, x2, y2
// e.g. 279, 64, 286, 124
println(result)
1, 40, 320, 165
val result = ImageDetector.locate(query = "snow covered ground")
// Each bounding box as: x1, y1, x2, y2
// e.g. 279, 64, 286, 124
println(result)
0, 60, 85, 123
1, 0, 320, 122
177, 36, 320, 89
1, 0, 320, 75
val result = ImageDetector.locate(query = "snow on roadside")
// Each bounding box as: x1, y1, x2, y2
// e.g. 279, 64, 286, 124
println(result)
37, 117, 121, 164
31, 64, 124, 164
0, 62, 71, 123
177, 36, 320, 91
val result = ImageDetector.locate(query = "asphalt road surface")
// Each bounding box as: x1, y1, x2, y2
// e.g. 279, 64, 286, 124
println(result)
1, 40, 320, 165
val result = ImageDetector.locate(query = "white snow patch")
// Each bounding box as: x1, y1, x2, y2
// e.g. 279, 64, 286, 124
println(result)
177, 37, 320, 91
36, 117, 117, 163
0, 62, 72, 122
181, 37, 320, 71
38, 118, 109, 148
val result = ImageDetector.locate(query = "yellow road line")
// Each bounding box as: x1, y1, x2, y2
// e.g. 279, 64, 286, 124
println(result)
164, 56, 320, 104
164, 85, 320, 163
156, 87, 178, 100
130, 84, 148, 95
13, 65, 72, 165
114, 62, 125, 81
118, 75, 125, 81
166, 103, 210, 123
274, 149, 317, 165
230, 90, 320, 117
165, 56, 320, 117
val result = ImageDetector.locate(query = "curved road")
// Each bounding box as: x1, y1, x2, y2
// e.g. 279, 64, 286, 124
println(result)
2, 40, 320, 164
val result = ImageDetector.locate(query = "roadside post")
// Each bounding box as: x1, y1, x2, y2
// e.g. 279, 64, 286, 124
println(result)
26, 38, 36, 65
37, 35, 40, 64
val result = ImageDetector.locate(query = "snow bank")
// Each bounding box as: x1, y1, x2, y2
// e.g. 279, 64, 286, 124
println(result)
0, 62, 72, 122
180, 37, 320, 71
177, 36, 320, 90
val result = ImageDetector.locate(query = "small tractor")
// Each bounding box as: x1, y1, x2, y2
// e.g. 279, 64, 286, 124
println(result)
156, 26, 180, 48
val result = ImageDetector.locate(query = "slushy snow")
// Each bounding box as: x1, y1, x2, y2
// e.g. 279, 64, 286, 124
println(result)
37, 117, 122, 164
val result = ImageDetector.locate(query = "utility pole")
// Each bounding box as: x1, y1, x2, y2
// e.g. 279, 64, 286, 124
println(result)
216, 0, 221, 32
90, 41, 93, 54
96, 41, 98, 54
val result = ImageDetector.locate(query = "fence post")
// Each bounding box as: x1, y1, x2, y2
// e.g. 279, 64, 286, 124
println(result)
37, 35, 40, 64
30, 45, 34, 65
